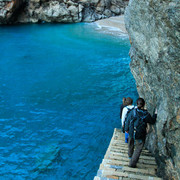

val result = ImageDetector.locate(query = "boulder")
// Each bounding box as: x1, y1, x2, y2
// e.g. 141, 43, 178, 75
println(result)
82, 7, 96, 22
68, 5, 78, 16
104, 9, 112, 17
42, 2, 70, 21
110, 5, 120, 14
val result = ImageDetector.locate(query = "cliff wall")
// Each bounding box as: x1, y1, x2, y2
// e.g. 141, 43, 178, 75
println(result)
125, 0, 180, 179
0, 0, 128, 24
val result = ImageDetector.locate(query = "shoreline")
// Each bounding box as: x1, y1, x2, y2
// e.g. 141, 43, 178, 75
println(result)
94, 15, 128, 37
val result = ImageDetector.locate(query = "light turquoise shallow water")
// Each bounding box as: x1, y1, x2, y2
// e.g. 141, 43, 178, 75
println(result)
0, 23, 138, 179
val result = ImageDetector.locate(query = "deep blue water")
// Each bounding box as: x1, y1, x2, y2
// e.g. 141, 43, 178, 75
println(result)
0, 23, 138, 180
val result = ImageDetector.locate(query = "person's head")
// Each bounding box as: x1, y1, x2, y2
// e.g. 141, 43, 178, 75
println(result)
136, 98, 145, 109
122, 97, 126, 106
126, 97, 133, 106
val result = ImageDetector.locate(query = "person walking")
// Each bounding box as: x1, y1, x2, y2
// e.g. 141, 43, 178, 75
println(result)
120, 97, 126, 129
125, 98, 157, 168
121, 97, 135, 143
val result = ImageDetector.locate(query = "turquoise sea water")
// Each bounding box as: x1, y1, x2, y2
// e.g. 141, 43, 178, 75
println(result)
0, 23, 138, 179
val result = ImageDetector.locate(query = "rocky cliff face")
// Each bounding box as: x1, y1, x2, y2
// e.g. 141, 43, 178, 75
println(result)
125, 0, 180, 179
0, 0, 128, 24
0, 0, 25, 24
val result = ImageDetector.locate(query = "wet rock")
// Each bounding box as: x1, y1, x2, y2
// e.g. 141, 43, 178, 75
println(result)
34, 142, 62, 172
125, 0, 180, 179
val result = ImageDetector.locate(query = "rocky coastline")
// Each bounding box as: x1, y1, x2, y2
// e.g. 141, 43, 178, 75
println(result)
0, 0, 128, 24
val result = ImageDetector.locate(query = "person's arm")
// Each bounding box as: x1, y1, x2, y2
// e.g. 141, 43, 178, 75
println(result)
120, 104, 123, 119
121, 107, 127, 127
145, 111, 157, 124
151, 114, 157, 124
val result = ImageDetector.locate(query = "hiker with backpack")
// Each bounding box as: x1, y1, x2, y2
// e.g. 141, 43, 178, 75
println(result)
121, 97, 135, 143
125, 98, 157, 168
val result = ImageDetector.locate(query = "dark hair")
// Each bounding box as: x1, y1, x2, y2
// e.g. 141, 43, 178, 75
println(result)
136, 98, 145, 109
122, 97, 126, 106
126, 97, 133, 106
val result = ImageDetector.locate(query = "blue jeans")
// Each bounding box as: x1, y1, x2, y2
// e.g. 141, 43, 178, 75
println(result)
125, 132, 129, 143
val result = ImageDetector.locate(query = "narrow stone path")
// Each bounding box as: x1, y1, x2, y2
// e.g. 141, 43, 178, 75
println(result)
94, 128, 161, 180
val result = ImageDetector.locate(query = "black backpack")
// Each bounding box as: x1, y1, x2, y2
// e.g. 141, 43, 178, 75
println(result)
123, 107, 135, 133
130, 109, 149, 139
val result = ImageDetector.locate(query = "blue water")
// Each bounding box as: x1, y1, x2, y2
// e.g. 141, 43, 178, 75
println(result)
0, 23, 138, 180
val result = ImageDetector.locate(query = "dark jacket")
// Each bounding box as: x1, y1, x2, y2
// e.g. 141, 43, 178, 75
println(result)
125, 108, 156, 140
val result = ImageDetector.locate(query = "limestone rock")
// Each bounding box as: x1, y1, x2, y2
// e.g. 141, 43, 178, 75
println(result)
0, 0, 128, 24
96, 3, 104, 13
0, 0, 24, 24
125, 0, 180, 179
78, 4, 84, 21
110, 5, 120, 14
91, 0, 99, 5
68, 5, 78, 16
67, 1, 77, 6
104, 9, 112, 17
111, 0, 123, 5
82, 7, 96, 22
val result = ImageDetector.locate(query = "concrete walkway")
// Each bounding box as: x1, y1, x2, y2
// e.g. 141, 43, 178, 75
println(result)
94, 128, 162, 180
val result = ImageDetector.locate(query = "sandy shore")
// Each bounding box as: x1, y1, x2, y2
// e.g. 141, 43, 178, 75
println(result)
95, 15, 128, 36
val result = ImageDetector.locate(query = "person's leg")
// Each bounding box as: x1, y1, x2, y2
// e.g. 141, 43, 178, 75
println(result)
128, 136, 134, 158
125, 132, 129, 143
122, 124, 124, 133
129, 139, 145, 167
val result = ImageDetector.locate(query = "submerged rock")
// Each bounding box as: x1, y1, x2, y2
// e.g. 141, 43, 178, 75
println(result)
125, 0, 180, 179
0, 0, 129, 24
34, 142, 62, 172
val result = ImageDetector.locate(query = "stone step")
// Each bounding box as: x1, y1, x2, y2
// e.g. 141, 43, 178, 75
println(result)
110, 145, 150, 153
94, 128, 162, 180
104, 154, 156, 165
105, 151, 155, 161
108, 146, 151, 155
102, 158, 157, 169
99, 163, 156, 176
97, 168, 161, 180
107, 148, 153, 157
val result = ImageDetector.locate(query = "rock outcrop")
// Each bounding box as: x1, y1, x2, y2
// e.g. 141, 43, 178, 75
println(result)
125, 0, 180, 179
0, 0, 25, 24
0, 0, 129, 24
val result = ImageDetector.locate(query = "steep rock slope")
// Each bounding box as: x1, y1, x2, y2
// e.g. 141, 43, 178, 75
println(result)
125, 0, 180, 179
0, 0, 129, 24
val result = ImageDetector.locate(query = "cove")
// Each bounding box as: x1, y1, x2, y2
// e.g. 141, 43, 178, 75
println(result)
0, 23, 138, 179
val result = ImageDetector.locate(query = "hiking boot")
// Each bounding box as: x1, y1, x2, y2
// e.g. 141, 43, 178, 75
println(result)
128, 165, 137, 168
